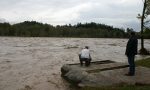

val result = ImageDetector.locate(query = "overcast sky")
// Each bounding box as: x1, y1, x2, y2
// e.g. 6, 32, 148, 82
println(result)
0, 0, 143, 31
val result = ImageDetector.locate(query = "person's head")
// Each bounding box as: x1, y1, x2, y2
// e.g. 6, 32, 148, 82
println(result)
130, 32, 135, 36
85, 46, 89, 49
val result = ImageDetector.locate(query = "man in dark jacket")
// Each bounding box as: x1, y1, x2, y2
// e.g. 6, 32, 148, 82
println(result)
125, 32, 138, 76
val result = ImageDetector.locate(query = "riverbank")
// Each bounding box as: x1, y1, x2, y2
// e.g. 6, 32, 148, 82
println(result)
80, 58, 150, 90
136, 57, 150, 68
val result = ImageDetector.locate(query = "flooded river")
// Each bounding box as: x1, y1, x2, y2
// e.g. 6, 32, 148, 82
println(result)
0, 37, 150, 90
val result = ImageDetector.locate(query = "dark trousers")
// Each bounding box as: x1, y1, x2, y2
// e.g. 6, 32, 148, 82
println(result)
80, 58, 90, 66
127, 55, 135, 75
79, 55, 91, 66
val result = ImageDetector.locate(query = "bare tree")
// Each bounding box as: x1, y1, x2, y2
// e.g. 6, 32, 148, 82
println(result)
137, 0, 150, 54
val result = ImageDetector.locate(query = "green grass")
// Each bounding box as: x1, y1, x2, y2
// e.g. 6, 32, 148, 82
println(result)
136, 57, 150, 68
80, 58, 150, 90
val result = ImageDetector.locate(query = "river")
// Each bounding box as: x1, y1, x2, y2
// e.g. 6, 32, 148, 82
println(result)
0, 37, 150, 90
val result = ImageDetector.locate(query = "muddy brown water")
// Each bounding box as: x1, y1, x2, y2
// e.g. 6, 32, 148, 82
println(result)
0, 37, 149, 90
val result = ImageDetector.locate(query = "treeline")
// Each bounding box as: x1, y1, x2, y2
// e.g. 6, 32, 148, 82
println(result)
0, 21, 146, 38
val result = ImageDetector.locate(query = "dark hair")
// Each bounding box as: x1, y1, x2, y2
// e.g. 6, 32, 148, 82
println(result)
85, 46, 89, 49
130, 32, 135, 36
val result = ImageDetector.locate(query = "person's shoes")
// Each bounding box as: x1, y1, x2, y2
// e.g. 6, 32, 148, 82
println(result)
125, 73, 134, 76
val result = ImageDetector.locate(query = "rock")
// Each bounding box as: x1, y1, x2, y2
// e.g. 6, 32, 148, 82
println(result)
61, 64, 71, 76
61, 60, 150, 88
65, 69, 88, 84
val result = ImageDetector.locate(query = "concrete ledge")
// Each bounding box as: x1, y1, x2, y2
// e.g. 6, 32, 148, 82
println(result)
61, 60, 150, 87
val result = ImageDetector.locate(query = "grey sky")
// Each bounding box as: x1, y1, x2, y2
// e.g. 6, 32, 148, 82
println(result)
0, 0, 143, 31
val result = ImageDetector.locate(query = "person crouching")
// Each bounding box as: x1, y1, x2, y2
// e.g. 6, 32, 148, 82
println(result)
79, 46, 92, 67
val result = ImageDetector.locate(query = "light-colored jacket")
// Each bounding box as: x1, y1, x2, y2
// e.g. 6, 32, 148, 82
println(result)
80, 48, 90, 59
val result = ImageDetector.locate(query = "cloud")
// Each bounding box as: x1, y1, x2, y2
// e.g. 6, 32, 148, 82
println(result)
0, 18, 6, 23
0, 0, 143, 31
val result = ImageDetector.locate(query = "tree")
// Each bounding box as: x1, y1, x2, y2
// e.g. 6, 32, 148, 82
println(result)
137, 0, 150, 54
145, 0, 150, 28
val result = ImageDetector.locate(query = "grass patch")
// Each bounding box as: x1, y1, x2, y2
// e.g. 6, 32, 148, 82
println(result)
136, 57, 150, 68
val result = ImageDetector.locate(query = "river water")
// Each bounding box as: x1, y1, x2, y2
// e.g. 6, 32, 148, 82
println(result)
0, 37, 150, 90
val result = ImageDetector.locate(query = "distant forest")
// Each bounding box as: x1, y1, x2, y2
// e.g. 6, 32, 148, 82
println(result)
0, 21, 150, 38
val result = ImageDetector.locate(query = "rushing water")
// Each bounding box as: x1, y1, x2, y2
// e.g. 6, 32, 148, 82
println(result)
0, 37, 150, 90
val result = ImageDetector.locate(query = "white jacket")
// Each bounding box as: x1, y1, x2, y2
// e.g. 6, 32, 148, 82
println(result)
80, 49, 90, 59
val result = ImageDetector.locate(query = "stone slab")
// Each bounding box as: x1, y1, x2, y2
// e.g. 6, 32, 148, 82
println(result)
61, 60, 150, 87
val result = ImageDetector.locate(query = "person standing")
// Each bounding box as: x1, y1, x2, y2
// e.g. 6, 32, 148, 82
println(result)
125, 32, 138, 76
79, 46, 92, 66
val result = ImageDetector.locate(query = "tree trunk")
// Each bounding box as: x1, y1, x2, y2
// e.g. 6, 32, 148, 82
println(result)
141, 0, 147, 50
